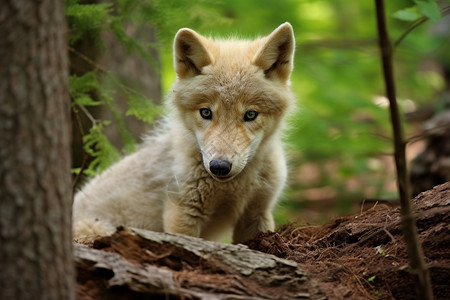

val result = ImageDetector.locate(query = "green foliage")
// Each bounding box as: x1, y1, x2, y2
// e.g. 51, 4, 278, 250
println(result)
67, 0, 162, 176
69, 71, 137, 174
66, 0, 159, 67
125, 93, 163, 124
372, 290, 382, 298
367, 275, 382, 297
143, 0, 232, 45
414, 0, 441, 21
393, 0, 441, 22
80, 121, 121, 176
101, 88, 137, 153
66, 0, 449, 221
66, 2, 114, 45
70, 72, 102, 107
393, 6, 423, 21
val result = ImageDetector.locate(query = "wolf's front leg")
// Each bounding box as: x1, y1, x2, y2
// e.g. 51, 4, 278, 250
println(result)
163, 196, 206, 238
232, 209, 275, 244
163, 171, 215, 238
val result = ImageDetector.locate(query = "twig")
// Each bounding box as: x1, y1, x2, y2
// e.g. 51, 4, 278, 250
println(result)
360, 198, 366, 215
69, 46, 154, 101
368, 131, 392, 142
76, 103, 97, 126
406, 123, 450, 144
374, 1, 434, 299
382, 228, 396, 243
72, 104, 91, 190
394, 17, 428, 48
69, 47, 106, 74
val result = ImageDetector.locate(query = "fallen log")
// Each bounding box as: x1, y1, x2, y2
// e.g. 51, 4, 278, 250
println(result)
75, 228, 324, 299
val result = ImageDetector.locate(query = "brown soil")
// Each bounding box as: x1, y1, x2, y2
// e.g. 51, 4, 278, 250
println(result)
76, 182, 450, 299
246, 182, 450, 299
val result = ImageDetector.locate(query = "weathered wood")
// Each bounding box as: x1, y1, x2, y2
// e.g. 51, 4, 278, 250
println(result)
132, 228, 303, 277
76, 243, 213, 299
75, 228, 322, 300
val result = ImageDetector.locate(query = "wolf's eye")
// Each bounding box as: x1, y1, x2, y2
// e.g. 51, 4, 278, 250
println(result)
199, 108, 212, 120
244, 110, 258, 122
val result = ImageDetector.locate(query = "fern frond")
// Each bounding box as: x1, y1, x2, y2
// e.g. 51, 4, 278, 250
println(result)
66, 2, 114, 45
125, 94, 162, 124
81, 121, 121, 176
70, 72, 102, 107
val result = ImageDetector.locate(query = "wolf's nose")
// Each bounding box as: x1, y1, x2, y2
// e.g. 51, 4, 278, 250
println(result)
209, 160, 232, 176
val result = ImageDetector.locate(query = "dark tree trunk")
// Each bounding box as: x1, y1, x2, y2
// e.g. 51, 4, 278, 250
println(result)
0, 0, 75, 299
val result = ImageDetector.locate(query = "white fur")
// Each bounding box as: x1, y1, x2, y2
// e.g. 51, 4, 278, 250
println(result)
73, 23, 296, 244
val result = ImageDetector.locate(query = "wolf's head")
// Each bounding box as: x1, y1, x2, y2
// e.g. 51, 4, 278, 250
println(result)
171, 23, 295, 182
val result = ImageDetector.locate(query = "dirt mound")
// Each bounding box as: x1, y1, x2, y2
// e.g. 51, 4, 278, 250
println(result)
246, 182, 450, 299
75, 182, 450, 299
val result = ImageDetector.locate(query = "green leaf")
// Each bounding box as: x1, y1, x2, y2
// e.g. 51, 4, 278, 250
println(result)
368, 275, 376, 282
66, 3, 114, 44
71, 167, 82, 175
392, 6, 422, 21
70, 72, 102, 106
413, 0, 441, 21
70, 72, 100, 95
82, 121, 121, 175
73, 95, 101, 107
125, 94, 162, 124
373, 290, 382, 297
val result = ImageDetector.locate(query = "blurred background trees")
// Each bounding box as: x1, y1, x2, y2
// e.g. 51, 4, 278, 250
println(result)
68, 0, 450, 225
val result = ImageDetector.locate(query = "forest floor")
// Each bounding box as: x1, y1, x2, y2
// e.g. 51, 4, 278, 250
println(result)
76, 182, 450, 299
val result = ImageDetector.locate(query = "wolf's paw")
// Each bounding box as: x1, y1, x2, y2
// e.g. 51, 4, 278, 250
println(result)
73, 218, 115, 244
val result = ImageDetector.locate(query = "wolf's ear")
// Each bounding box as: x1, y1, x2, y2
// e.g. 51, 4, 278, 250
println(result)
253, 23, 295, 82
173, 28, 214, 78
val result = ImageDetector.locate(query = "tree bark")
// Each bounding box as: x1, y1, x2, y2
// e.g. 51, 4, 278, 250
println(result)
0, 0, 75, 299
75, 228, 323, 300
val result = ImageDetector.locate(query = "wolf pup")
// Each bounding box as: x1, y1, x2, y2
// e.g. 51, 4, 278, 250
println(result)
73, 23, 296, 244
